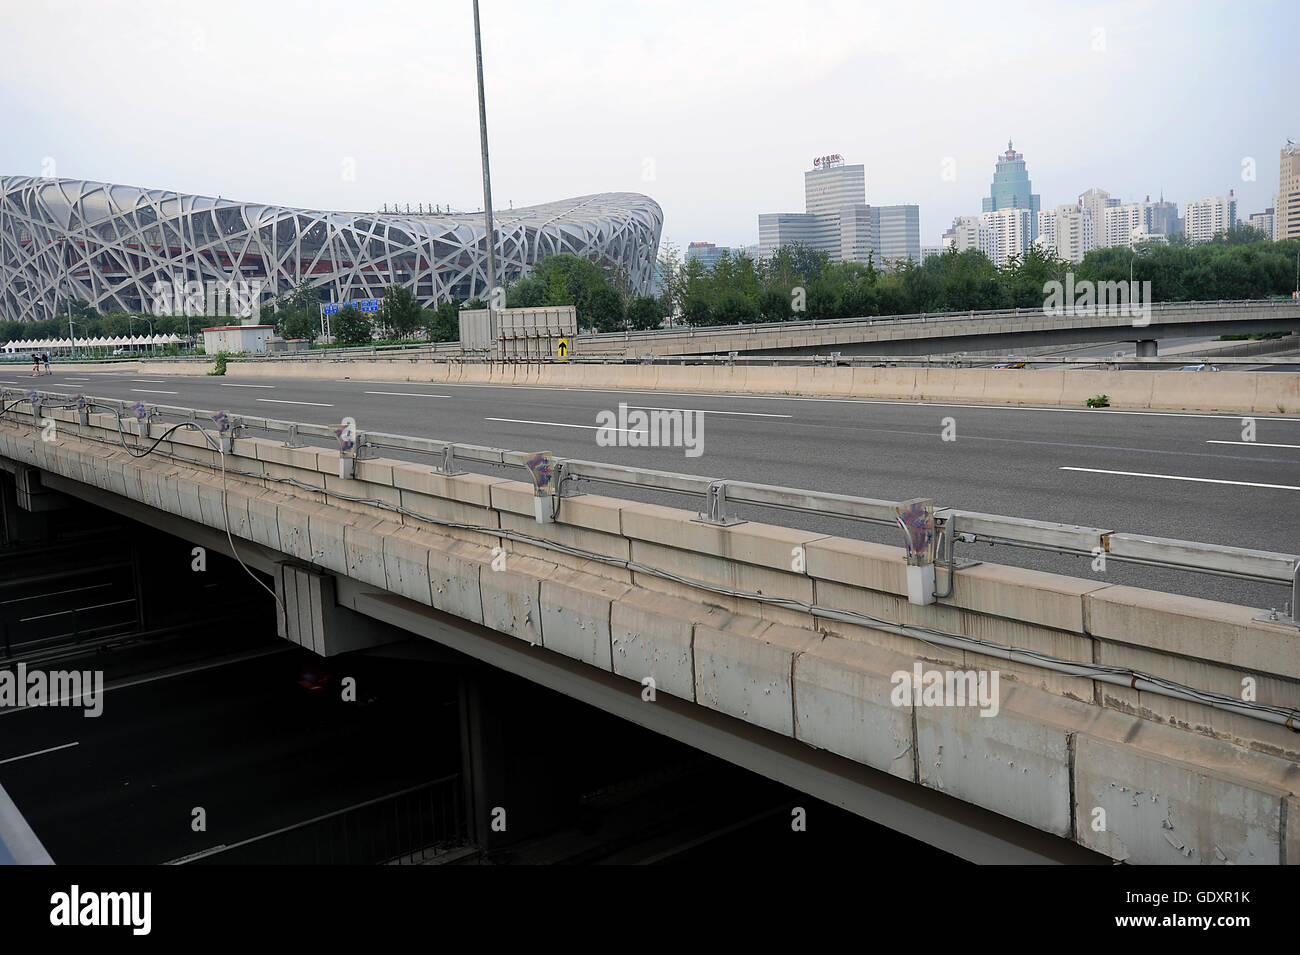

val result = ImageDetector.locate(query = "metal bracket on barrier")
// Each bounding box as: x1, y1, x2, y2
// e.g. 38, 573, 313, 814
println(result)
1253, 561, 1300, 628
933, 515, 982, 600
556, 461, 584, 498
355, 432, 376, 461
694, 480, 745, 526
283, 423, 304, 449
435, 443, 464, 476
76, 394, 89, 426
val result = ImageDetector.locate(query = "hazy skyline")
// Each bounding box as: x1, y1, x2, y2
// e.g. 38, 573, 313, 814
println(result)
1, 0, 1294, 255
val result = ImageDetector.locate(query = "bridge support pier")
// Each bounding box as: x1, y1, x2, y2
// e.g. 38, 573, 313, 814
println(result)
1135, 339, 1158, 357
0, 471, 52, 546
274, 564, 404, 656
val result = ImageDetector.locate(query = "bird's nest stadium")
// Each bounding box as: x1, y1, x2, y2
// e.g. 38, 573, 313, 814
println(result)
0, 176, 663, 323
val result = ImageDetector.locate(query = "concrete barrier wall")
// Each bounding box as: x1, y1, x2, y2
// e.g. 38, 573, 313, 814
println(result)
134, 357, 1300, 414
4, 408, 1297, 863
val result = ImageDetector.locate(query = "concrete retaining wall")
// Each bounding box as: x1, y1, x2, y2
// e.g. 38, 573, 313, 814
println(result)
3, 407, 1297, 863
132, 357, 1300, 414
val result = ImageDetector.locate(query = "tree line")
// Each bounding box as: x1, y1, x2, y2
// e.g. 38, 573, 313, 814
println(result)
4, 228, 1295, 347
657, 226, 1300, 327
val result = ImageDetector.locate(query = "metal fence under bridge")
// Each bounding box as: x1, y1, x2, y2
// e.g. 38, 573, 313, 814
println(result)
169, 775, 467, 865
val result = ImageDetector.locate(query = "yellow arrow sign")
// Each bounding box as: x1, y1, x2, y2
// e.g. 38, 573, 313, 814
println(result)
557, 338, 569, 361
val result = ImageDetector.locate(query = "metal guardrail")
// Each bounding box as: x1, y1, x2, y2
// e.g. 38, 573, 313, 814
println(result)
6, 388, 1297, 611
583, 298, 1300, 345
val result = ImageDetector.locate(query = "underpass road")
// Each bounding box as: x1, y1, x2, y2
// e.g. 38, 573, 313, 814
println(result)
26, 368, 1300, 607
0, 643, 458, 864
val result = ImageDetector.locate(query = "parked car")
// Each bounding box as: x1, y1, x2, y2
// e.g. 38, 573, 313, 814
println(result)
992, 361, 1027, 369
1178, 363, 1220, 372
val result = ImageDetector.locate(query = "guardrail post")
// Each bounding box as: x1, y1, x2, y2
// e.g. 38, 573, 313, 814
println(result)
695, 481, 744, 526
436, 443, 464, 476
284, 423, 303, 449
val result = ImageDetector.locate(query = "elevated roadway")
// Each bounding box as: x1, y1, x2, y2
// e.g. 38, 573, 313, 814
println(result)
0, 386, 1296, 865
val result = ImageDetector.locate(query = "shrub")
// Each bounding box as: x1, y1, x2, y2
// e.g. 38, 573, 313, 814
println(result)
1086, 394, 1110, 408
209, 352, 230, 376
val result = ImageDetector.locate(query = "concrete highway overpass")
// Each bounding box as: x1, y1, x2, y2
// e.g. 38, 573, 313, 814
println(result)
582, 299, 1300, 358
2, 379, 1297, 864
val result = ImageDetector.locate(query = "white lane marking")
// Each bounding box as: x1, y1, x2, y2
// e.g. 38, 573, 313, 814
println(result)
65, 377, 91, 381
256, 398, 333, 407
220, 383, 276, 388
131, 379, 167, 383
1060, 466, 1300, 491
1207, 440, 1300, 449
0, 647, 290, 718
485, 416, 645, 434
0, 380, 19, 384
364, 391, 451, 398
0, 741, 80, 765
626, 405, 791, 418
439, 383, 1300, 423
130, 388, 178, 395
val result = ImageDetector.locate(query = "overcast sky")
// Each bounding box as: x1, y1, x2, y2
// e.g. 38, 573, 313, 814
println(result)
1, 0, 1294, 253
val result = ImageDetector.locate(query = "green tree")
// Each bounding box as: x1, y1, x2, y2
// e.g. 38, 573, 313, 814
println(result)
506, 277, 549, 308
282, 309, 319, 343
655, 241, 684, 323
379, 284, 424, 339
588, 285, 625, 332
426, 300, 461, 342
333, 305, 372, 345
626, 296, 662, 331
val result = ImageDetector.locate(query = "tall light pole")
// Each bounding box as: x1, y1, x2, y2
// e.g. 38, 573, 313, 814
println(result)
473, 0, 498, 351
60, 237, 76, 359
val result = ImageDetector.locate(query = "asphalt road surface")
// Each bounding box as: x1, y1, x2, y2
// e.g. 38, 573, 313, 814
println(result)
10, 367, 1300, 608
0, 637, 460, 864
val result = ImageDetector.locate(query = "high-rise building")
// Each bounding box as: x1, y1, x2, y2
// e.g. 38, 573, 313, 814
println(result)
1184, 193, 1239, 244
758, 212, 838, 259
1078, 188, 1120, 244
944, 210, 1031, 267
838, 205, 876, 264
982, 140, 1041, 239
942, 216, 981, 253
1278, 143, 1300, 242
870, 204, 921, 266
978, 209, 1033, 267
1246, 209, 1275, 240
805, 162, 867, 216
1148, 194, 1182, 236
686, 241, 744, 269
758, 156, 915, 265
1104, 202, 1159, 248
1036, 204, 1094, 263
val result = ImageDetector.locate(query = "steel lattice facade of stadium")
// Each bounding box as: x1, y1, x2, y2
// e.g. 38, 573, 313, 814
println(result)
0, 176, 663, 323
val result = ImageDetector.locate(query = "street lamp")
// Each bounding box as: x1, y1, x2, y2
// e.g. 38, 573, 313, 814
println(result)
59, 237, 76, 359
141, 317, 155, 353
473, 0, 498, 354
